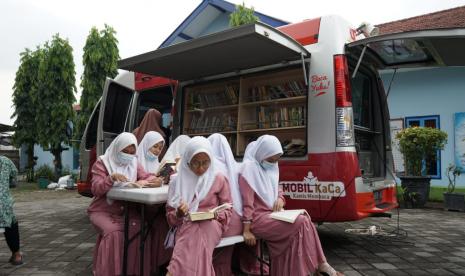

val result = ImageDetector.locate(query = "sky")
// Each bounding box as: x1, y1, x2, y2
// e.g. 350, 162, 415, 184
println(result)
1, 0, 465, 126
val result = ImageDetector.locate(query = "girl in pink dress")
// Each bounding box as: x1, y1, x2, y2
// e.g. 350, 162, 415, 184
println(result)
239, 135, 343, 276
137, 131, 173, 274
166, 136, 233, 276
208, 133, 265, 276
87, 132, 157, 276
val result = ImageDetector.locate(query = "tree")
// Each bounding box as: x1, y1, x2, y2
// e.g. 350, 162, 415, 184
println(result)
35, 34, 76, 176
11, 47, 43, 179
75, 24, 119, 141
229, 2, 259, 27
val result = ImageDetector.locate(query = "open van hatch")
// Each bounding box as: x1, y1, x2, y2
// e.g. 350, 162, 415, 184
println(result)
346, 28, 465, 70
118, 22, 309, 82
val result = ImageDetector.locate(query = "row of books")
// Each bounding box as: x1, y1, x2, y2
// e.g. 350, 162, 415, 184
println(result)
246, 80, 307, 102
241, 106, 306, 130
239, 135, 306, 157
185, 113, 237, 134
187, 85, 239, 109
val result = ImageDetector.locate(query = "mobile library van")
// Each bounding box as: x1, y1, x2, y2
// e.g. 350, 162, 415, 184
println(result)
78, 15, 465, 222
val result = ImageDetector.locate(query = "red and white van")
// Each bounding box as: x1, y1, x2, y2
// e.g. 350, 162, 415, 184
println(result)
78, 15, 465, 222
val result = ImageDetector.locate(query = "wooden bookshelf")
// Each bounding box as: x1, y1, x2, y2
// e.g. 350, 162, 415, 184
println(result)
182, 67, 307, 157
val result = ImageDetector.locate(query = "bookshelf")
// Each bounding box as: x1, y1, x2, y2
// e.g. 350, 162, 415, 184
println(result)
182, 67, 307, 157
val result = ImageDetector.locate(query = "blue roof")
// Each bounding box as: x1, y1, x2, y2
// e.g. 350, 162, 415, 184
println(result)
159, 0, 289, 48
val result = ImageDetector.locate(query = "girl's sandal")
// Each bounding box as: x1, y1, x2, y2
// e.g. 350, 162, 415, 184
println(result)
9, 254, 23, 266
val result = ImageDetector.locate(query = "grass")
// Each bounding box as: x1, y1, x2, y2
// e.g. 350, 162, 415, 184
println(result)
396, 185, 465, 203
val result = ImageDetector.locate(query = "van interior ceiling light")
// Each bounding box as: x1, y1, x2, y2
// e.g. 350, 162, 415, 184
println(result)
356, 22, 379, 37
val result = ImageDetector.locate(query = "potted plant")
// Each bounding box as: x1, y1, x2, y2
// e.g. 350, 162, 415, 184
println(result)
35, 164, 55, 189
396, 127, 448, 207
444, 164, 464, 211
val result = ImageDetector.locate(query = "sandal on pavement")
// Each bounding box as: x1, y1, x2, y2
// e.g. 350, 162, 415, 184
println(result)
317, 262, 344, 276
9, 254, 23, 266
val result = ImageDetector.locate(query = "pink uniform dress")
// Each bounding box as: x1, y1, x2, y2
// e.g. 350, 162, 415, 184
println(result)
87, 159, 154, 276
239, 175, 327, 276
166, 174, 232, 276
208, 133, 266, 276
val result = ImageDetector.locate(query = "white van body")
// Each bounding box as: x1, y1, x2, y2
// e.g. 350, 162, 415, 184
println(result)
79, 15, 465, 221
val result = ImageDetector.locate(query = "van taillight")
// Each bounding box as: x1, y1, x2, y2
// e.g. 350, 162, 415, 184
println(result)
334, 55, 352, 107
334, 54, 354, 147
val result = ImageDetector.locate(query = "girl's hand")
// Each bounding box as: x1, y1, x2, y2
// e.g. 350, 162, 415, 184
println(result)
273, 198, 285, 212
176, 201, 189, 218
145, 177, 163, 188
111, 173, 128, 182
243, 230, 256, 246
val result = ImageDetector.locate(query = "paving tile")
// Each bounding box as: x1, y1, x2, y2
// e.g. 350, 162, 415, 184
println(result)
371, 263, 397, 270
3, 191, 465, 276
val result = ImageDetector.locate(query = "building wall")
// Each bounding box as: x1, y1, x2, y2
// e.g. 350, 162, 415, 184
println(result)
199, 13, 230, 36
381, 67, 465, 187
20, 143, 77, 172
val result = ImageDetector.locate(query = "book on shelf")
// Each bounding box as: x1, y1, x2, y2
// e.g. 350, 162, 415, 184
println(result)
269, 209, 308, 223
246, 80, 307, 102
186, 85, 239, 109
189, 203, 233, 221
186, 113, 237, 133
251, 105, 305, 130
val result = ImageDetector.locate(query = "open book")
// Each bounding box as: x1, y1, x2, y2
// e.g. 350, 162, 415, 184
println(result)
157, 160, 177, 178
269, 209, 308, 223
113, 181, 142, 189
189, 203, 233, 222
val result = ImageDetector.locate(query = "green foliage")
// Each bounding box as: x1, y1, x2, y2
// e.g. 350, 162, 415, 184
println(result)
34, 34, 76, 171
229, 2, 259, 27
75, 24, 119, 141
396, 127, 448, 176
34, 164, 55, 181
11, 47, 43, 168
446, 164, 462, 193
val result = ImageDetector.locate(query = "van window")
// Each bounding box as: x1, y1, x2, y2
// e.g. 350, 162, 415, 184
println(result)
85, 102, 100, 150
103, 83, 133, 133
135, 86, 173, 129
352, 71, 372, 129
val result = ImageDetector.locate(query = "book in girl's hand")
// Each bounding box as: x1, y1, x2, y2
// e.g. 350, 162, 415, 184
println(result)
157, 160, 176, 178
189, 203, 233, 221
269, 209, 308, 223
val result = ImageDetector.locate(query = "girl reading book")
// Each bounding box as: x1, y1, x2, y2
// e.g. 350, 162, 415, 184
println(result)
166, 136, 232, 276
160, 134, 191, 171
208, 133, 264, 275
87, 132, 156, 276
137, 131, 165, 179
239, 135, 343, 276
137, 131, 175, 274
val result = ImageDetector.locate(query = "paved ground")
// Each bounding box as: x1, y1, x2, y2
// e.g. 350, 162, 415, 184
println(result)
1, 189, 465, 276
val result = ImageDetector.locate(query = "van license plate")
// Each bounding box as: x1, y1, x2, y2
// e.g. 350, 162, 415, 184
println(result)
374, 190, 383, 205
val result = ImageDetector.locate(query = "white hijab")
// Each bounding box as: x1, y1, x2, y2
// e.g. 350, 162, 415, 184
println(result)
167, 136, 218, 212
239, 135, 283, 209
99, 132, 138, 187
137, 131, 165, 173
161, 135, 191, 168
208, 133, 242, 215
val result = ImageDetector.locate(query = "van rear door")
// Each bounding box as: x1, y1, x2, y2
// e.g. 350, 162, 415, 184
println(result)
346, 28, 465, 69
97, 79, 135, 156
345, 28, 465, 180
